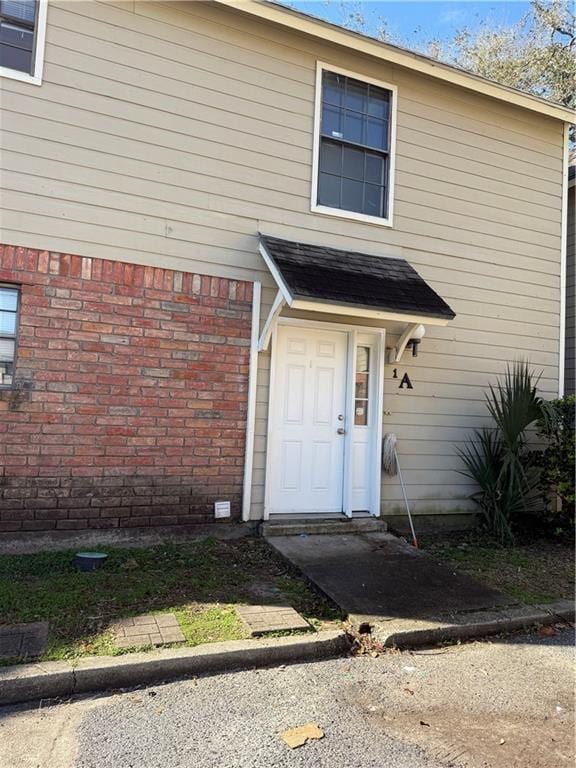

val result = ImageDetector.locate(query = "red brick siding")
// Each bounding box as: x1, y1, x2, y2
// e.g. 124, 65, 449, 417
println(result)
0, 245, 253, 534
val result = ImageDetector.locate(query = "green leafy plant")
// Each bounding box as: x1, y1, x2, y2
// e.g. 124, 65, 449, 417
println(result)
458, 361, 545, 545
530, 395, 575, 534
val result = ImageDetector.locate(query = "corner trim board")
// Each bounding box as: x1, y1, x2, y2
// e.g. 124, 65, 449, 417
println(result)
242, 280, 261, 522
559, 123, 568, 397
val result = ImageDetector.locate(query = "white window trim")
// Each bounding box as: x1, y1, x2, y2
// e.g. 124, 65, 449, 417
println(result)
311, 61, 398, 228
0, 0, 48, 86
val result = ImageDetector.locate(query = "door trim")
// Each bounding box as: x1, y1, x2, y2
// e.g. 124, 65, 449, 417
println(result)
264, 318, 385, 520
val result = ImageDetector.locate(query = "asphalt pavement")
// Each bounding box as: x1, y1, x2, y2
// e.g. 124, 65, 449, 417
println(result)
1, 627, 573, 768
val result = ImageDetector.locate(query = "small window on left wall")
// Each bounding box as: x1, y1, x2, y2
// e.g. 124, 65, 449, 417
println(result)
0, 286, 19, 387
0, 0, 47, 84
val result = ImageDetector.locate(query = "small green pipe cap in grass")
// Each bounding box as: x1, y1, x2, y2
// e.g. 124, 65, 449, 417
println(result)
75, 552, 108, 572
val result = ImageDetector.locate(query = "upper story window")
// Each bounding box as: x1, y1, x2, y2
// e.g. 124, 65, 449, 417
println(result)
0, 285, 19, 387
312, 63, 397, 227
0, 0, 47, 85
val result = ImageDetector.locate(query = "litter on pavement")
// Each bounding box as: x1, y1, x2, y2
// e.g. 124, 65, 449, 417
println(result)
280, 723, 325, 749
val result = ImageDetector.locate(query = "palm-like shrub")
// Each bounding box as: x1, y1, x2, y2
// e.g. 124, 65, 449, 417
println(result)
458, 361, 545, 544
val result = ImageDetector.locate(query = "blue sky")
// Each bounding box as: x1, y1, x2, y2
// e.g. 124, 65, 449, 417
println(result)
290, 1, 530, 47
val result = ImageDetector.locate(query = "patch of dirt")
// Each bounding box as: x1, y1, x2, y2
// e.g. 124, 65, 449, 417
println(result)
372, 708, 574, 768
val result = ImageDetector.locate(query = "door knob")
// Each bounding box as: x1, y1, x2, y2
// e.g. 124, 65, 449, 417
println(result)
337, 414, 344, 421
337, 427, 345, 435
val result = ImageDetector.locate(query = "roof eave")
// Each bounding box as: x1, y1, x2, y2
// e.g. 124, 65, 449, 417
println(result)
214, 0, 575, 124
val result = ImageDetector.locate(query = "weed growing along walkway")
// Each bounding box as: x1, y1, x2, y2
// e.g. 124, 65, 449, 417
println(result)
0, 537, 340, 665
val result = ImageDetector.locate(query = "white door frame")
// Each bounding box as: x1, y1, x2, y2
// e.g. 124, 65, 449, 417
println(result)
264, 317, 385, 520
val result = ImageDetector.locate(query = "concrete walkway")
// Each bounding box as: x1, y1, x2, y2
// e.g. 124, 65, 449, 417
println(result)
267, 532, 510, 617
265, 531, 572, 645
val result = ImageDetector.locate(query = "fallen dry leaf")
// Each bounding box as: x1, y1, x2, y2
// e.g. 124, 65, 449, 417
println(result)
281, 723, 325, 749
404, 688, 415, 695
420, 721, 430, 727
538, 626, 556, 637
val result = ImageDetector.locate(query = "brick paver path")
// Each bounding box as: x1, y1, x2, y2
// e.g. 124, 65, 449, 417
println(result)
236, 605, 311, 636
111, 614, 185, 648
0, 621, 49, 660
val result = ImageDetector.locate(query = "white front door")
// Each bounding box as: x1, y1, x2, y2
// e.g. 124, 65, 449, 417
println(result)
267, 325, 348, 515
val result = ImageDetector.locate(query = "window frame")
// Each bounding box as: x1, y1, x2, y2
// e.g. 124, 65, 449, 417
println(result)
0, 283, 20, 389
311, 61, 397, 228
0, 0, 47, 85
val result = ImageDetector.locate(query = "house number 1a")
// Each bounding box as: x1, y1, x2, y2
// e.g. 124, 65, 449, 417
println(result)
393, 369, 413, 390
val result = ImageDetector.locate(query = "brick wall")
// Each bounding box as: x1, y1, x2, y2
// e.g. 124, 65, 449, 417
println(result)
0, 245, 253, 534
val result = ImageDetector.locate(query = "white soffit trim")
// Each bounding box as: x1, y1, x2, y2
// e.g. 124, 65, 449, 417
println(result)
214, 0, 574, 124
289, 299, 450, 326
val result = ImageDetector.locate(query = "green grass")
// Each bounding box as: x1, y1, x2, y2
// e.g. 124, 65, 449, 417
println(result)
0, 536, 340, 665
424, 534, 575, 605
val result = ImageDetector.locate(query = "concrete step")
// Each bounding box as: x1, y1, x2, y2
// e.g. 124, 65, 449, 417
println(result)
261, 517, 387, 537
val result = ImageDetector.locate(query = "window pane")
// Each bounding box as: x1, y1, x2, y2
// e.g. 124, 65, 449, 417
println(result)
0, 21, 33, 48
367, 87, 389, 119
342, 146, 364, 181
322, 71, 344, 107
343, 110, 363, 144
317, 70, 392, 219
322, 104, 343, 138
366, 118, 388, 150
354, 401, 368, 426
0, 337, 15, 362
318, 172, 340, 208
341, 178, 363, 213
344, 79, 367, 113
0, 311, 16, 335
354, 347, 370, 426
0, 361, 14, 386
355, 373, 369, 399
0, 0, 36, 23
364, 183, 383, 217
356, 346, 370, 372
319, 140, 341, 175
0, 287, 18, 311
0, 40, 31, 71
365, 153, 384, 184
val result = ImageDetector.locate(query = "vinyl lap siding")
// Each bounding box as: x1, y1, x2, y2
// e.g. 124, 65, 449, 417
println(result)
0, 0, 565, 520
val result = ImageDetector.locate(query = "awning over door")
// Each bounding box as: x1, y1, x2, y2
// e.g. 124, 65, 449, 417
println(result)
259, 235, 456, 328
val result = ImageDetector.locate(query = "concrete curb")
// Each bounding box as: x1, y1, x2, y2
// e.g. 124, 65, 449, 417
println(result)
0, 630, 350, 706
354, 598, 575, 649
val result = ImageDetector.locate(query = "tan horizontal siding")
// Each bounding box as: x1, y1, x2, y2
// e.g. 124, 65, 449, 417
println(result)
0, 0, 564, 521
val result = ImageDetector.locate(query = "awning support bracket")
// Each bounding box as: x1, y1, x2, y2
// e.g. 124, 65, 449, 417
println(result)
258, 290, 286, 352
390, 323, 425, 363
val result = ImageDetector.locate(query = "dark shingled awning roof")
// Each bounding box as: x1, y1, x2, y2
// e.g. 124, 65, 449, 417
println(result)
260, 236, 456, 321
